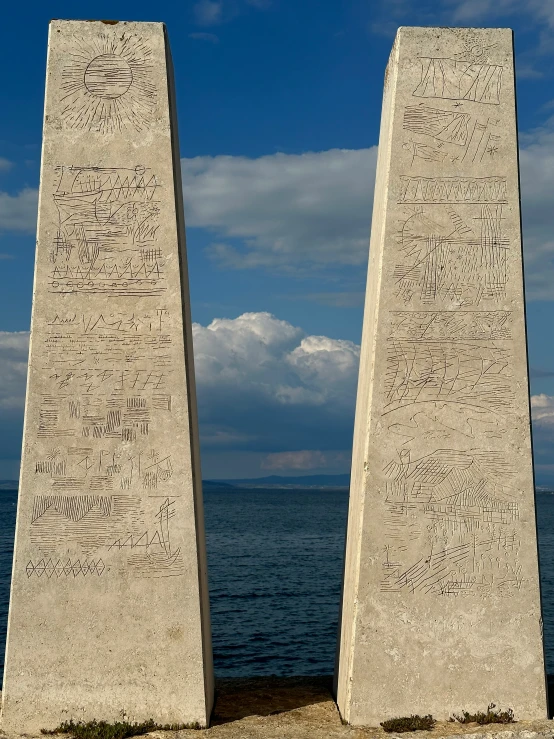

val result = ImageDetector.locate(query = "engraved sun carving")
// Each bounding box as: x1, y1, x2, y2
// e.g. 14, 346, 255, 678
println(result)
60, 33, 157, 134
84, 54, 134, 98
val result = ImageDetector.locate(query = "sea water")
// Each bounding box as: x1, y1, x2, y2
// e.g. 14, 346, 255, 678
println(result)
1, 488, 553, 678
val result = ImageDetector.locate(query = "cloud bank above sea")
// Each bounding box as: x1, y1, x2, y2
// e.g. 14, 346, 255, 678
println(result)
2, 319, 554, 482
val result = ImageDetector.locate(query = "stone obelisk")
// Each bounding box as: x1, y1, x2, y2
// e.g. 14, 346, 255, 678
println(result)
2, 20, 213, 731
336, 27, 547, 725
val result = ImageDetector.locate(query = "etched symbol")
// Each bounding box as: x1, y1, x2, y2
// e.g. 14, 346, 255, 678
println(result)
84, 54, 134, 98
49, 166, 164, 298
403, 105, 471, 146
398, 176, 507, 204
389, 310, 512, 342
26, 558, 107, 578
394, 205, 508, 305
380, 449, 522, 597
384, 339, 513, 416
109, 498, 184, 578
413, 56, 503, 105
60, 34, 157, 133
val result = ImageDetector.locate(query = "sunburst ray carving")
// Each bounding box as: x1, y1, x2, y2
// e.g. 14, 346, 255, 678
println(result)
59, 33, 157, 134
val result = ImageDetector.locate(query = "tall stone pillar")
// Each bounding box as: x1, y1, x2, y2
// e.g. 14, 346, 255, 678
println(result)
336, 27, 547, 726
2, 20, 213, 732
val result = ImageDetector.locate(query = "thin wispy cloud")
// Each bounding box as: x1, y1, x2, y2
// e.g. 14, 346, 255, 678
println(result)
192, 0, 272, 27
189, 32, 220, 43
262, 450, 327, 470
259, 450, 349, 471
193, 0, 224, 26
517, 65, 545, 80
294, 291, 366, 308
370, 0, 554, 77
449, 0, 554, 27
531, 368, 554, 379
447, 0, 554, 68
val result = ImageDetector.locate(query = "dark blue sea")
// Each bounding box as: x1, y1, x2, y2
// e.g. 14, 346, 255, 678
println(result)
2, 488, 554, 678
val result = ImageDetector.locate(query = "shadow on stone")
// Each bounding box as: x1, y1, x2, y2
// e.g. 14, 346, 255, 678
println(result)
546, 675, 554, 718
211, 676, 333, 725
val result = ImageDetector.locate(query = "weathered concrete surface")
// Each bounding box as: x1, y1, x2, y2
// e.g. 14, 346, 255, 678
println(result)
1, 20, 213, 731
1, 678, 554, 739
336, 27, 547, 725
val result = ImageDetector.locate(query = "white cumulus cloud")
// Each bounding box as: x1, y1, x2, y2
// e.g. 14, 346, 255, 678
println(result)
531, 394, 554, 424
0, 332, 29, 472
193, 311, 359, 408
528, 394, 554, 486
0, 188, 38, 233
0, 313, 358, 477
0, 315, 359, 466
181, 133, 554, 298
182, 148, 377, 271
193, 311, 359, 451
518, 123, 554, 300
0, 331, 29, 410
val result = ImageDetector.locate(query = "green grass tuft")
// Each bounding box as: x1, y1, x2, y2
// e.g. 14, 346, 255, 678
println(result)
380, 715, 436, 732
41, 718, 201, 739
450, 703, 515, 725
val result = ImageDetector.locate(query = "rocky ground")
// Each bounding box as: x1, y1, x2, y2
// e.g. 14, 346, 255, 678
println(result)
156, 676, 554, 739
4, 677, 554, 739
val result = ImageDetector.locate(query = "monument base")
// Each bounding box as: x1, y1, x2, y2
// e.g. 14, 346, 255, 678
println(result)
1, 677, 554, 737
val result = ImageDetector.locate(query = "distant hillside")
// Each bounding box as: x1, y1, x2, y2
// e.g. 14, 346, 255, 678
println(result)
0, 476, 349, 492
204, 474, 350, 489
0, 480, 18, 490
202, 480, 236, 491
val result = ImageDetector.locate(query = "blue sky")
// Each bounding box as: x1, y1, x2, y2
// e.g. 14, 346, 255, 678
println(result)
1, 0, 554, 481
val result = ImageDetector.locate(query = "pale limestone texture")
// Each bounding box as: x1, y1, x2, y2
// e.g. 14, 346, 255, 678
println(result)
2, 678, 554, 739
335, 27, 547, 726
1, 20, 213, 732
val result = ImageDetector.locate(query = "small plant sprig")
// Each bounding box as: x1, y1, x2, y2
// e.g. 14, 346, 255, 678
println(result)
41, 718, 201, 739
381, 714, 436, 732
450, 703, 515, 725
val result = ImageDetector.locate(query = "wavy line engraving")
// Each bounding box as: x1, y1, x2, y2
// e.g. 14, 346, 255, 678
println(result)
399, 176, 507, 204
26, 558, 107, 578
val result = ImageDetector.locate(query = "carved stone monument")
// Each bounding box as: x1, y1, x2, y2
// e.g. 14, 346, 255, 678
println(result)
336, 27, 547, 726
2, 20, 213, 731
